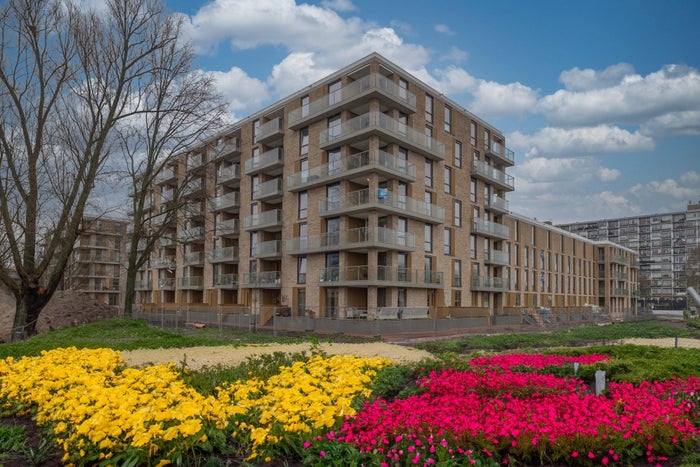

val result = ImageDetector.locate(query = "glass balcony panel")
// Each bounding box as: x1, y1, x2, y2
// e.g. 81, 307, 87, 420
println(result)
318, 265, 442, 287
209, 192, 240, 211
214, 273, 238, 288
244, 148, 283, 175
244, 209, 283, 231
319, 188, 444, 224
216, 218, 240, 237
472, 159, 514, 191
207, 246, 239, 262
241, 271, 281, 288
472, 218, 510, 240
217, 164, 241, 185
286, 226, 415, 254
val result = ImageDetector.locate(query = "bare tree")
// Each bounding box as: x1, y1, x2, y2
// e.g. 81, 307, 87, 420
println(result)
0, 0, 212, 339
119, 24, 226, 317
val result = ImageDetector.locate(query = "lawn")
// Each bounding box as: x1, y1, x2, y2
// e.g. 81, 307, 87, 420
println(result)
1, 318, 700, 466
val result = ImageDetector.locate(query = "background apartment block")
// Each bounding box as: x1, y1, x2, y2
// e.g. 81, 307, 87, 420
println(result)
559, 201, 700, 309
63, 217, 127, 307
132, 53, 637, 321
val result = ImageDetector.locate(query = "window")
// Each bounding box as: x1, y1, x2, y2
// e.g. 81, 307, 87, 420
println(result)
443, 228, 452, 255
454, 200, 462, 227
454, 290, 461, 307
454, 141, 462, 168
297, 256, 307, 284
470, 121, 477, 146
298, 191, 308, 219
251, 175, 259, 200
328, 114, 341, 140
299, 127, 309, 155
453, 260, 462, 287
250, 232, 258, 256
470, 178, 476, 202
470, 234, 476, 259
444, 166, 452, 194
397, 252, 408, 282
424, 224, 433, 252
328, 79, 342, 105
299, 157, 308, 182
424, 159, 433, 187
425, 94, 433, 123
399, 78, 409, 100
444, 105, 452, 132
253, 119, 260, 143
484, 128, 491, 150
327, 147, 341, 175
398, 146, 408, 171
397, 289, 407, 307
300, 95, 309, 118
398, 113, 408, 136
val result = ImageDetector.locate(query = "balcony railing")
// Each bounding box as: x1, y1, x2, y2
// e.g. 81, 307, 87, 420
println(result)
472, 218, 509, 240
319, 188, 444, 224
288, 73, 417, 128
182, 177, 205, 197
186, 153, 205, 170
183, 250, 204, 265
217, 164, 241, 185
134, 279, 150, 290
485, 249, 510, 266
471, 276, 508, 292
255, 117, 284, 145
214, 273, 238, 288
207, 246, 239, 263
287, 149, 416, 191
319, 111, 445, 160
472, 159, 514, 191
244, 148, 283, 175
252, 178, 283, 202
155, 256, 176, 269
244, 209, 283, 231
211, 138, 240, 161
159, 235, 176, 248
240, 271, 281, 288
485, 141, 515, 166
485, 195, 509, 214
155, 167, 177, 184
185, 203, 203, 218
158, 278, 176, 289
287, 226, 415, 254
208, 191, 240, 212
215, 218, 240, 237
251, 239, 282, 258
318, 266, 443, 288
177, 276, 204, 289
178, 226, 205, 242
160, 188, 174, 204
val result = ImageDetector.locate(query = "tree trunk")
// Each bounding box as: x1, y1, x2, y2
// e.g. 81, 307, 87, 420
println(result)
122, 266, 138, 317
11, 288, 47, 341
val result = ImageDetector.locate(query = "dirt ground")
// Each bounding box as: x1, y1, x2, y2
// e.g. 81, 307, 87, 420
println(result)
119, 337, 700, 371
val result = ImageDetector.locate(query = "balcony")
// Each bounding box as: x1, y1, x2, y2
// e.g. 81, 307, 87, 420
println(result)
484, 249, 510, 266
240, 271, 281, 288
182, 177, 205, 198
186, 152, 205, 171
158, 277, 176, 290
318, 266, 443, 288
471, 276, 508, 292
252, 178, 283, 203
177, 276, 204, 290
472, 218, 509, 240
472, 160, 514, 191
611, 287, 630, 297
287, 226, 415, 255
159, 235, 177, 248
485, 141, 515, 167
319, 111, 444, 161
244, 209, 283, 231
210, 138, 241, 162
319, 188, 444, 224
244, 148, 283, 176
251, 239, 282, 258
217, 164, 241, 186
215, 218, 240, 237
287, 149, 416, 192
207, 246, 239, 263
611, 254, 630, 265
178, 226, 205, 242
255, 117, 284, 146
183, 250, 204, 266
214, 273, 238, 288
160, 188, 174, 204
288, 73, 417, 129
485, 195, 509, 215
134, 279, 150, 291
154, 256, 176, 269
208, 192, 240, 212
185, 202, 204, 219
155, 167, 177, 185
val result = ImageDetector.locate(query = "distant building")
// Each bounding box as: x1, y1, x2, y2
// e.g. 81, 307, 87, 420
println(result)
558, 201, 700, 308
63, 217, 127, 307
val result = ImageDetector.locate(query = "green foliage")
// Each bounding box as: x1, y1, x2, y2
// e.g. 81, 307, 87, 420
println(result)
0, 423, 26, 453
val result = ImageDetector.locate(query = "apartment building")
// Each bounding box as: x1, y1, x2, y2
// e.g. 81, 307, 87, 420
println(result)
64, 217, 127, 306
132, 53, 637, 321
559, 201, 700, 308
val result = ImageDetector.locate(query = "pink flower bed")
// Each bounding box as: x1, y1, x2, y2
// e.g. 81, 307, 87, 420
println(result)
316, 354, 700, 466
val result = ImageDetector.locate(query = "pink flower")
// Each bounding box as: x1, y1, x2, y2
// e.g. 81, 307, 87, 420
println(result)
588, 452, 595, 459
303, 441, 311, 448
571, 451, 579, 458
602, 456, 609, 465
319, 451, 325, 457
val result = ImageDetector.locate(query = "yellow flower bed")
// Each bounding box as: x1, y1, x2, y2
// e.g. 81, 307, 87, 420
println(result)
0, 348, 390, 465
221, 354, 390, 460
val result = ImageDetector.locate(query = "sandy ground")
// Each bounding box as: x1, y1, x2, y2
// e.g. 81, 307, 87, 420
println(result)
120, 342, 436, 370
119, 337, 700, 370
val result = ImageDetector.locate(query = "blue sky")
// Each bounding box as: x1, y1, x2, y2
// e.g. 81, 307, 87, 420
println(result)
164, 0, 700, 224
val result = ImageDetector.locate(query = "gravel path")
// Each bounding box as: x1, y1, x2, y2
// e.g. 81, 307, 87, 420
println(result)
120, 342, 435, 370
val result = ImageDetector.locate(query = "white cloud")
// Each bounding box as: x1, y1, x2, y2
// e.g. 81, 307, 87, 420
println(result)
508, 125, 654, 158
597, 167, 621, 182
470, 80, 539, 118
641, 110, 700, 137
320, 0, 356, 12
267, 53, 335, 97
513, 156, 620, 185
434, 24, 454, 35
209, 66, 269, 116
439, 46, 468, 63
538, 64, 700, 126
630, 172, 700, 201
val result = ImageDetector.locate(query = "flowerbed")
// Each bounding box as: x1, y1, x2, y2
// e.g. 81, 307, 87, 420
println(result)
1, 348, 699, 466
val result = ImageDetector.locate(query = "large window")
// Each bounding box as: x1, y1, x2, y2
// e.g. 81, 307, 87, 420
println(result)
299, 127, 309, 155
453, 260, 462, 287
444, 105, 452, 132
444, 166, 452, 194
399, 78, 408, 100
298, 191, 308, 219
470, 121, 477, 146
443, 228, 452, 255
424, 224, 433, 252
454, 141, 462, 168
297, 256, 307, 284
300, 95, 309, 118
454, 200, 462, 227
328, 114, 341, 140
425, 94, 434, 123
425, 159, 433, 187
328, 79, 342, 105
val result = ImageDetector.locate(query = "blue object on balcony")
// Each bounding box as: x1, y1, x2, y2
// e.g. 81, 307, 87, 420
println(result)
378, 187, 389, 199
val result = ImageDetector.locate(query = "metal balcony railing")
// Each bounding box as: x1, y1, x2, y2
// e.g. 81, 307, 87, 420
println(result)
319, 188, 444, 224
286, 226, 415, 254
